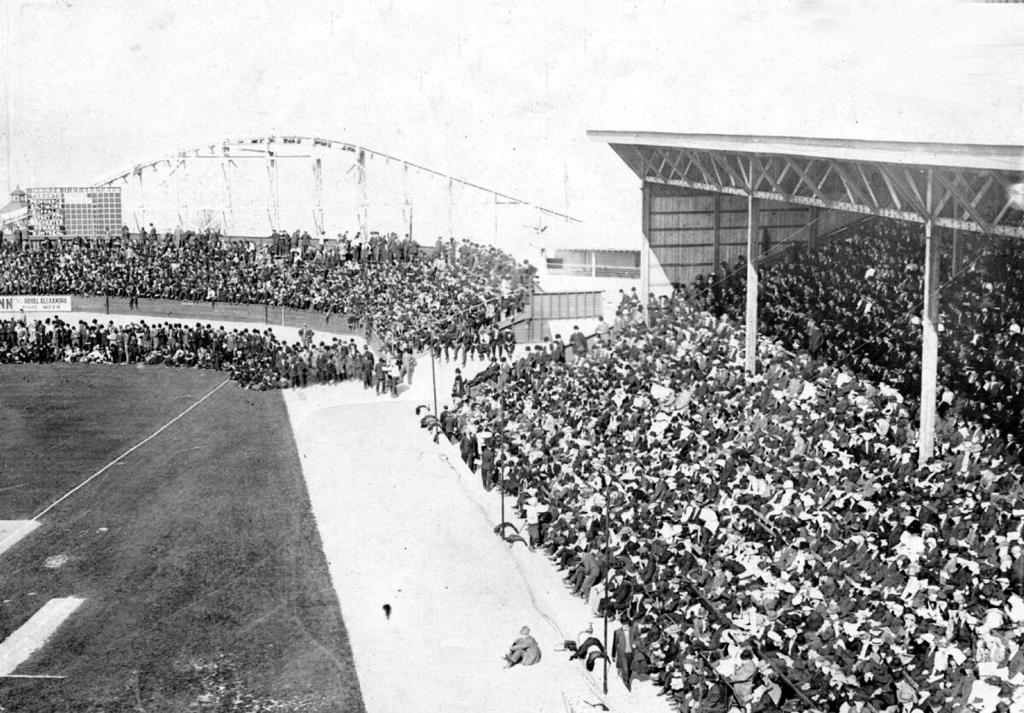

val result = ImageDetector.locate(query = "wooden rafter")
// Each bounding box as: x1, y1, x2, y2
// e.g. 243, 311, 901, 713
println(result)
856, 162, 881, 210
628, 144, 1023, 237
933, 169, 991, 232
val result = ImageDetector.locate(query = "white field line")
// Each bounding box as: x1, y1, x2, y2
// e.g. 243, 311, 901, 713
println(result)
0, 378, 230, 557
0, 521, 40, 557
0, 597, 85, 675
0, 674, 67, 679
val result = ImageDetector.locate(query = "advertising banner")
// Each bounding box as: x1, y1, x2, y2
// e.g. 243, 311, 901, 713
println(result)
0, 295, 72, 313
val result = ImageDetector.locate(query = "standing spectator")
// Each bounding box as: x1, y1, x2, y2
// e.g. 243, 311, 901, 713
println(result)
807, 316, 824, 359
569, 325, 587, 362
612, 615, 642, 691
460, 427, 479, 473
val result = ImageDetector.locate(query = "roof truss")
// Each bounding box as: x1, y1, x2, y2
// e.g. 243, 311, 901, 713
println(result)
613, 143, 1024, 237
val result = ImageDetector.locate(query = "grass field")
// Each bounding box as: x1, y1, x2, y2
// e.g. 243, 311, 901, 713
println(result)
0, 364, 363, 713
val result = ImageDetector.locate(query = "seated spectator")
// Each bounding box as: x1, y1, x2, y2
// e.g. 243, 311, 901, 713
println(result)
503, 626, 541, 668
713, 219, 1024, 436
453, 276, 1024, 711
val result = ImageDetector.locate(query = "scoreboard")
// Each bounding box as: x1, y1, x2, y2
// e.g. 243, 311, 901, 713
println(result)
26, 186, 123, 238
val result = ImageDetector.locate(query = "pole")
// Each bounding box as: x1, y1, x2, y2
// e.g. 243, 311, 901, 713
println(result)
919, 169, 939, 463
951, 225, 962, 278
313, 156, 323, 236
640, 182, 651, 327
602, 471, 610, 695
808, 206, 820, 252
221, 145, 233, 235
744, 193, 761, 374
712, 193, 722, 279
136, 169, 146, 234
447, 177, 454, 238
430, 350, 438, 415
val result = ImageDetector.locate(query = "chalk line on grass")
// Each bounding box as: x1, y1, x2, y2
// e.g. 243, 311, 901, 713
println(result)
31, 378, 231, 522
0, 521, 40, 558
0, 597, 85, 675
0, 378, 231, 558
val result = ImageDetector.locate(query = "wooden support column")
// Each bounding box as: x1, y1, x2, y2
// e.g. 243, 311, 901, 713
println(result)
712, 193, 722, 278
919, 170, 939, 463
745, 194, 760, 373
640, 181, 652, 326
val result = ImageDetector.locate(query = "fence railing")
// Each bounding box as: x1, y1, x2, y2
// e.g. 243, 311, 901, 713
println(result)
529, 290, 603, 320
545, 262, 640, 279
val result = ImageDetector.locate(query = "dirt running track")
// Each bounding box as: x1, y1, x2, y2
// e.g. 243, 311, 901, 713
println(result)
284, 379, 670, 713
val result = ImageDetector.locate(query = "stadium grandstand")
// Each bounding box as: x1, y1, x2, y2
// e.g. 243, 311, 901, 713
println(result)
440, 132, 1024, 712
1, 139, 1023, 713
4, 3, 1024, 713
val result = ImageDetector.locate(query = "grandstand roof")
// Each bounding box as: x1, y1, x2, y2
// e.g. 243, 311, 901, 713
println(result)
588, 131, 1024, 238
587, 132, 1024, 173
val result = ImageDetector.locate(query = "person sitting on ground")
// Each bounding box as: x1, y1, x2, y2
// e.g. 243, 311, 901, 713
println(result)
569, 622, 607, 672
503, 626, 541, 668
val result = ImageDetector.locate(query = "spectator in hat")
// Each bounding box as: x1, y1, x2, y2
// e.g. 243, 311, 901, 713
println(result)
503, 626, 541, 668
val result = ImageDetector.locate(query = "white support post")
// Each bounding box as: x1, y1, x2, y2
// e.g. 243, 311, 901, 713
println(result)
357, 149, 368, 239
220, 146, 233, 236
267, 138, 280, 231
447, 177, 454, 239
919, 170, 939, 463
135, 169, 145, 233
745, 193, 760, 374
640, 181, 652, 326
712, 193, 722, 278
403, 162, 411, 240
951, 226, 962, 278
808, 206, 820, 252
175, 157, 186, 229
313, 157, 323, 236
183, 156, 191, 228
493, 192, 499, 245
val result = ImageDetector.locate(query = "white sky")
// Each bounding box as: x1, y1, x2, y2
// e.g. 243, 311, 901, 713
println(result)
1, 0, 1023, 246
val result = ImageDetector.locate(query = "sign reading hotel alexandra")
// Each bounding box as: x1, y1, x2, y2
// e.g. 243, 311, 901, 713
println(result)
0, 295, 72, 313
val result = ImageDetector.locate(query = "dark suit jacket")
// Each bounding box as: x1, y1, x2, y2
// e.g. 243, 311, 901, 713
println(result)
612, 623, 644, 671
460, 434, 479, 461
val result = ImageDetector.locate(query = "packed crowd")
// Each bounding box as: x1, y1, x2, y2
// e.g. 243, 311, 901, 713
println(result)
449, 286, 1024, 712
0, 231, 532, 367
0, 315, 423, 393
712, 221, 1024, 437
